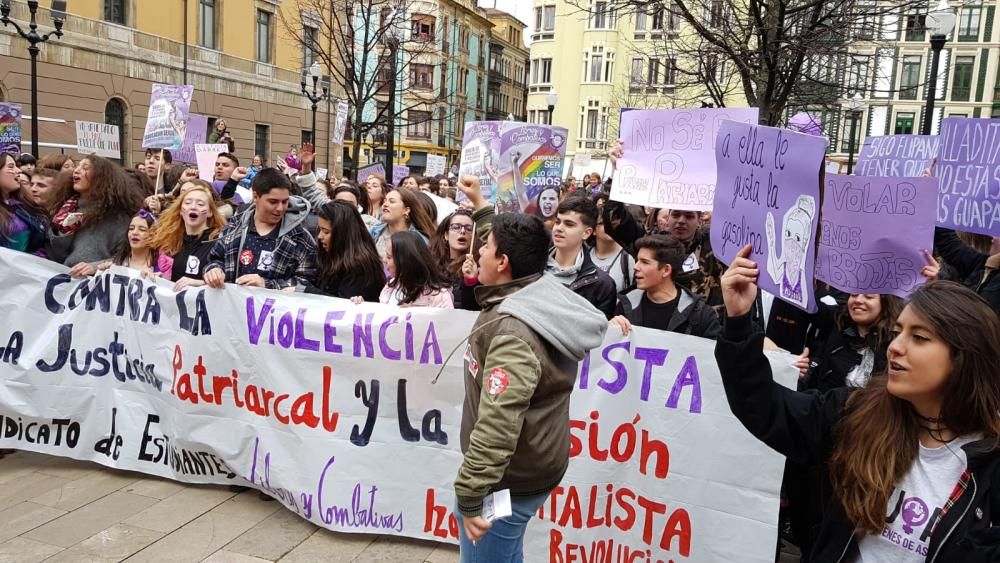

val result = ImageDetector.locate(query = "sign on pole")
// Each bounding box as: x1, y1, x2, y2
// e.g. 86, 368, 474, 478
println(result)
75, 121, 121, 159
142, 84, 194, 151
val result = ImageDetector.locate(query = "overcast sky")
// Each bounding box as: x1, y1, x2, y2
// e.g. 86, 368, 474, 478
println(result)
478, 0, 534, 45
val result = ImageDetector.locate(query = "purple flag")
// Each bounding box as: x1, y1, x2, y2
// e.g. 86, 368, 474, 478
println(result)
936, 117, 1000, 236
612, 108, 759, 211
854, 135, 939, 177
711, 121, 828, 312
815, 174, 936, 298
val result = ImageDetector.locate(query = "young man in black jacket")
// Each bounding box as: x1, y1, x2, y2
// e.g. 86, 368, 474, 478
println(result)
609, 234, 720, 339
545, 195, 618, 319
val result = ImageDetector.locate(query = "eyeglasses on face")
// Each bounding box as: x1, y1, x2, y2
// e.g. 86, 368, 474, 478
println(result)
449, 223, 474, 233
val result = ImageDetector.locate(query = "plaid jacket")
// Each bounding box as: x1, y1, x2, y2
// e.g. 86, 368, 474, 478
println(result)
205, 197, 317, 290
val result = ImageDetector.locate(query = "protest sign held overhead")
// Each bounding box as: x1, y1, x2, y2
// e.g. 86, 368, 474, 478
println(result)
711, 121, 828, 312
496, 123, 568, 217
332, 101, 349, 145
194, 143, 230, 182
172, 114, 208, 164
392, 164, 410, 186
0, 103, 22, 156
142, 84, 194, 151
612, 108, 759, 211
459, 121, 503, 201
357, 162, 386, 183
425, 154, 447, 176
75, 121, 121, 159
0, 249, 792, 563
936, 117, 1000, 236
816, 174, 937, 298
854, 134, 939, 177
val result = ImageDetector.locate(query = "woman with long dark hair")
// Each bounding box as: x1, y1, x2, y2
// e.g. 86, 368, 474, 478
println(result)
99, 210, 170, 276
378, 231, 453, 308
309, 200, 385, 302
718, 244, 1000, 562
48, 155, 143, 274
0, 152, 48, 254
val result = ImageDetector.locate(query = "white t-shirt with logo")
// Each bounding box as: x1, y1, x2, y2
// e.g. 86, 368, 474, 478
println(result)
854, 435, 979, 562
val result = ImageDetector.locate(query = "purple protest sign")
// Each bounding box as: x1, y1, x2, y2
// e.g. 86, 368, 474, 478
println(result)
172, 114, 208, 164
711, 121, 828, 312
816, 174, 936, 298
0, 103, 22, 156
854, 135, 939, 177
459, 121, 503, 202
357, 163, 386, 184
495, 123, 567, 216
142, 84, 194, 151
612, 108, 759, 211
936, 117, 1000, 236
392, 164, 410, 186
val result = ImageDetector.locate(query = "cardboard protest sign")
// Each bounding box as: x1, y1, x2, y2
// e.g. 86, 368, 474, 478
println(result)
0, 248, 794, 563
172, 114, 208, 164
357, 162, 386, 183
495, 123, 568, 217
142, 84, 194, 151
612, 108, 759, 211
855, 135, 939, 177
459, 121, 503, 201
711, 121, 828, 312
316, 168, 329, 181
332, 101, 349, 145
936, 118, 1000, 236
392, 164, 410, 186
425, 154, 447, 176
816, 174, 937, 297
75, 121, 121, 159
572, 153, 591, 174
0, 103, 22, 156
194, 144, 230, 182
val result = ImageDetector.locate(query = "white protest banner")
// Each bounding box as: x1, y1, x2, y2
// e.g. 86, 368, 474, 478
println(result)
195, 143, 229, 182
0, 249, 793, 562
572, 153, 591, 175
75, 121, 121, 159
332, 102, 349, 145
612, 108, 759, 211
426, 154, 447, 176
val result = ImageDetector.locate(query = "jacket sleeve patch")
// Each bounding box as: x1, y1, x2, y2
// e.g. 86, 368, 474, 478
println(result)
486, 368, 510, 396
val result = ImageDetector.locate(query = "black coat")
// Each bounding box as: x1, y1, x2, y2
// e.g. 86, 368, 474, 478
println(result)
935, 228, 1000, 319
717, 313, 1000, 563
551, 250, 618, 320
615, 287, 721, 339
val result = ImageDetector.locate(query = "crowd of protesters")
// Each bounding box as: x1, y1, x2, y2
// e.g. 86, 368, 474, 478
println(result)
3, 125, 1000, 563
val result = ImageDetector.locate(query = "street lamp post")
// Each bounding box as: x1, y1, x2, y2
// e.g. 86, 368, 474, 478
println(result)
546, 91, 558, 125
0, 0, 67, 159
845, 93, 865, 175
922, 0, 956, 135
300, 61, 329, 146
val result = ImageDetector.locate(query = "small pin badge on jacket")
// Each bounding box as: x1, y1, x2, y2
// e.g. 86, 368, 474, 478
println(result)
976, 507, 984, 520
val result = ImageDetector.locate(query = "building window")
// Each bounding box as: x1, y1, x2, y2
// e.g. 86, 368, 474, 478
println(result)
301, 130, 313, 145
411, 14, 436, 41
951, 56, 975, 101
410, 64, 434, 90
585, 108, 600, 138
664, 57, 677, 84
255, 124, 270, 160
104, 98, 127, 165
531, 58, 552, 84
257, 10, 273, 64
630, 58, 643, 84
302, 25, 317, 69
958, 6, 981, 41
199, 0, 216, 49
590, 53, 603, 82
104, 0, 126, 25
407, 111, 431, 139
647, 58, 660, 85
709, 0, 726, 27
894, 112, 915, 134
591, 1, 613, 29
899, 55, 921, 100
635, 11, 647, 31
905, 13, 926, 41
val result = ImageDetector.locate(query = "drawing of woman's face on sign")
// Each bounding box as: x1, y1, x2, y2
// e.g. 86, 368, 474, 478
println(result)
782, 211, 811, 275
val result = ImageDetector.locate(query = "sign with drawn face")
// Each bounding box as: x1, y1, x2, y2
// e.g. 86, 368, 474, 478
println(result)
710, 120, 828, 312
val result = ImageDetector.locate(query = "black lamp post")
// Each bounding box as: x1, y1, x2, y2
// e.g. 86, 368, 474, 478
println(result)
845, 93, 865, 175
301, 61, 329, 146
922, 0, 955, 135
1, 0, 67, 159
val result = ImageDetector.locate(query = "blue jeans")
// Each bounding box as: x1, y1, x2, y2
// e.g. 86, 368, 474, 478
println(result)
457, 492, 550, 563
